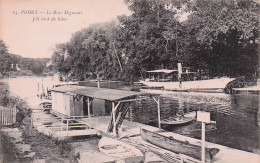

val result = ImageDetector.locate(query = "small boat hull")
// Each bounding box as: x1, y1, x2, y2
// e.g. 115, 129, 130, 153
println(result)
77, 150, 124, 163
140, 77, 236, 93
160, 116, 194, 125
161, 111, 196, 125
98, 137, 144, 163
140, 128, 219, 160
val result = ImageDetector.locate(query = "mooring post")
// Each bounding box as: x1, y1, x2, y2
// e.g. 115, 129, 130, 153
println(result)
201, 122, 206, 163
97, 79, 100, 88
157, 96, 161, 129
87, 97, 91, 118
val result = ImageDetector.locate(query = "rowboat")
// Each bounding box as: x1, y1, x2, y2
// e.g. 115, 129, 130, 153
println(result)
140, 128, 219, 160
160, 116, 194, 125
40, 101, 52, 112
77, 150, 124, 163
98, 137, 144, 163
160, 111, 196, 126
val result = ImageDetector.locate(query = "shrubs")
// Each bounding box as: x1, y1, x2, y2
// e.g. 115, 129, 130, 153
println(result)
0, 82, 31, 127
0, 82, 22, 108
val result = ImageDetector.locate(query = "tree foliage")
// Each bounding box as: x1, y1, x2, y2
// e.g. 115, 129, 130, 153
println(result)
52, 0, 260, 82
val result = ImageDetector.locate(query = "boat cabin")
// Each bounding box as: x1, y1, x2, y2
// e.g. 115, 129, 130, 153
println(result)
145, 68, 198, 82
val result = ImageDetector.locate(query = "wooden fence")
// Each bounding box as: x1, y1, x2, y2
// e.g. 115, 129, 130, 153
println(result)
0, 107, 16, 126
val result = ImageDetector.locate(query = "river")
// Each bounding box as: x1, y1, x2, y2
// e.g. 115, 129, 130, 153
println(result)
2, 76, 260, 154
142, 90, 260, 154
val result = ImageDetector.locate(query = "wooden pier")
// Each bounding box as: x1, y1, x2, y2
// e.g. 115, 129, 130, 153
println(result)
31, 109, 260, 163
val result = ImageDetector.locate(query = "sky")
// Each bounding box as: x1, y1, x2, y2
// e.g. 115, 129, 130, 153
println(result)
0, 0, 131, 58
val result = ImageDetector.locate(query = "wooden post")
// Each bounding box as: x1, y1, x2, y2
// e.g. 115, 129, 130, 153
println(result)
66, 119, 69, 132
60, 119, 63, 131
197, 111, 210, 163
157, 96, 161, 129
201, 122, 206, 163
112, 102, 116, 136
87, 97, 91, 118
97, 79, 100, 88
152, 96, 161, 129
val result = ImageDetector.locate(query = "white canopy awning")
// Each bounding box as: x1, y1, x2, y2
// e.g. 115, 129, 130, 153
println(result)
147, 69, 178, 74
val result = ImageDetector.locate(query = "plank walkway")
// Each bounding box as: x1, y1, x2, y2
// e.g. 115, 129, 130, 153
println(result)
31, 110, 98, 139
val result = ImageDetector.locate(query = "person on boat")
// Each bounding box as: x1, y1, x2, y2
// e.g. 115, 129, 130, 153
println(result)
177, 110, 184, 120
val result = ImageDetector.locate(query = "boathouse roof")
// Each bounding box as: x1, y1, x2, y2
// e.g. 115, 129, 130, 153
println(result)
71, 87, 146, 101
50, 85, 86, 93
50, 85, 150, 101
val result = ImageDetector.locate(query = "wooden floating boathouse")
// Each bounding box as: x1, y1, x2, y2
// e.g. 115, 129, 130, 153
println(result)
50, 85, 161, 136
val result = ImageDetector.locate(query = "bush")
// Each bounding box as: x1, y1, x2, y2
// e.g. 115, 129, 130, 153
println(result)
0, 82, 31, 127
0, 82, 22, 108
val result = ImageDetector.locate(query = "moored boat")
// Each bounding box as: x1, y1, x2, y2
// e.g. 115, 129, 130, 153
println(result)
160, 116, 194, 125
156, 111, 196, 126
98, 137, 144, 163
77, 150, 124, 163
139, 64, 236, 93
140, 128, 219, 160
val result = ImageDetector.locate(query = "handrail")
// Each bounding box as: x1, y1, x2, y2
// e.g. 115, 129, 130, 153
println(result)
60, 118, 98, 132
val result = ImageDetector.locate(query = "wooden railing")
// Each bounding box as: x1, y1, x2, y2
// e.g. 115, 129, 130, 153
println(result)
0, 107, 16, 126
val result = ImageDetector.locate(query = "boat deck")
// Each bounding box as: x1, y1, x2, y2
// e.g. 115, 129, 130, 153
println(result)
232, 86, 260, 94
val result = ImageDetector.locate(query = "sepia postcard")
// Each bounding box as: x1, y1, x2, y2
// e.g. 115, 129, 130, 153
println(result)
0, 0, 259, 163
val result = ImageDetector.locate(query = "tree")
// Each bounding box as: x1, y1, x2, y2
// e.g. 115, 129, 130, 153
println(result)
0, 40, 11, 74
182, 0, 260, 77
